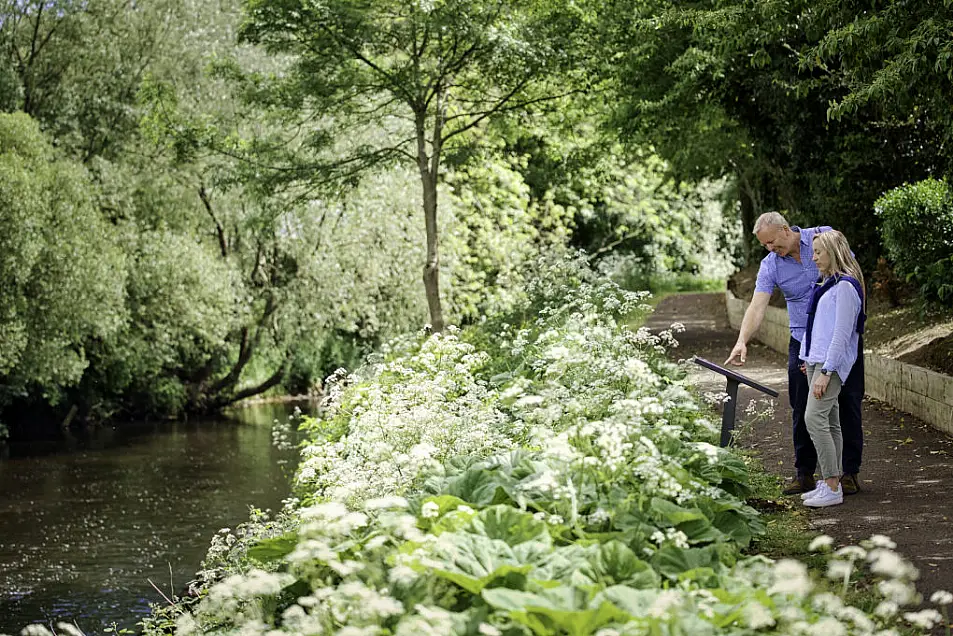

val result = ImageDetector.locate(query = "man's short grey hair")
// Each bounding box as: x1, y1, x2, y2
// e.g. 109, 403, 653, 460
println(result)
752, 211, 789, 235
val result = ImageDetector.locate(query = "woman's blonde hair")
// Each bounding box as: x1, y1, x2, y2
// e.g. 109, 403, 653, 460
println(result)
813, 230, 866, 308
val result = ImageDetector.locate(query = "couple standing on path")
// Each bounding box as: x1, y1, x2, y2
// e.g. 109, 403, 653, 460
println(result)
726, 212, 866, 508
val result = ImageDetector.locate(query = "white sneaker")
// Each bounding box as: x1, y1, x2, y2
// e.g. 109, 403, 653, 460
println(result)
801, 480, 824, 500
804, 482, 844, 508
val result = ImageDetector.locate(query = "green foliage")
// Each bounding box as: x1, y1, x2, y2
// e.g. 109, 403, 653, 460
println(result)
246, 534, 299, 565
875, 179, 953, 303
482, 95, 740, 290
482, 585, 627, 635
81, 230, 245, 415
598, 0, 946, 273
230, 0, 588, 330
804, 1, 953, 128
138, 256, 939, 636
614, 271, 725, 295
0, 113, 126, 404
567, 152, 737, 282
442, 154, 572, 323
0, 0, 223, 161
0, 0, 751, 430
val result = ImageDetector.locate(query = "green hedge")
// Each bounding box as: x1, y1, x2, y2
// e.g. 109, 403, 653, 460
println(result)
875, 178, 953, 303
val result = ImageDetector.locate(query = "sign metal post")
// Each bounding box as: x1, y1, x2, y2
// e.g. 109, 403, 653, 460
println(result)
692, 357, 780, 448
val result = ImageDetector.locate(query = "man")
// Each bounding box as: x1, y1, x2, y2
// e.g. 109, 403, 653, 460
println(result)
725, 212, 864, 495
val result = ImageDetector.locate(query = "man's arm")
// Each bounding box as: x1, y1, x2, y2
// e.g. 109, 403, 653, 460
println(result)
725, 292, 770, 366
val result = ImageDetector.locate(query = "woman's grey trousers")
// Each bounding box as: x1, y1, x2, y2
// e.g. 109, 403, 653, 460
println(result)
805, 363, 844, 479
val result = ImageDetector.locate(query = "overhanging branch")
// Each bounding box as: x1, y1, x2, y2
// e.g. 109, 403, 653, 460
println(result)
440, 84, 583, 145
198, 184, 228, 258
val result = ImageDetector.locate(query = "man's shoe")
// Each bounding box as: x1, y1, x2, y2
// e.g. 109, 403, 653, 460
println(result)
782, 475, 816, 495
804, 482, 844, 508
841, 473, 861, 496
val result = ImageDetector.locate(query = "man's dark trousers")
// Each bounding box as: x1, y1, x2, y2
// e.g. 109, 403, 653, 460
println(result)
788, 336, 864, 477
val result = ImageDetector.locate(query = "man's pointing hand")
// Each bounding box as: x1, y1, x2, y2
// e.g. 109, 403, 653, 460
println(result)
725, 342, 747, 366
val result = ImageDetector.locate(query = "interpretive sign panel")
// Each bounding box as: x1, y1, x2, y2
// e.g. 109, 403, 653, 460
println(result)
693, 357, 780, 447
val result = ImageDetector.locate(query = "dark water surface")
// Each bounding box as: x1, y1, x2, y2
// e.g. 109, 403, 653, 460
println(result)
0, 403, 308, 633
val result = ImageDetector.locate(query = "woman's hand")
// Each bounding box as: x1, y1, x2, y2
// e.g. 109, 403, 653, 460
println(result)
813, 373, 831, 399
800, 363, 806, 375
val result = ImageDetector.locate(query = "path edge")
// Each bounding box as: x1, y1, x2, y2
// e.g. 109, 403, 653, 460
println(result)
725, 290, 953, 436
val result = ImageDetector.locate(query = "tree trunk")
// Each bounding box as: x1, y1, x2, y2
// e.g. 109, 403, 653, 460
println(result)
737, 169, 763, 266
415, 109, 445, 332
739, 187, 756, 266
209, 359, 289, 410
419, 167, 444, 332
199, 295, 275, 408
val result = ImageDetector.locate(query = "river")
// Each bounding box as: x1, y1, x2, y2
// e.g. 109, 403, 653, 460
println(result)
0, 403, 309, 634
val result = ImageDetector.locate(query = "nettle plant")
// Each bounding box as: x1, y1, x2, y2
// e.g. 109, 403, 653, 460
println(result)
133, 254, 949, 636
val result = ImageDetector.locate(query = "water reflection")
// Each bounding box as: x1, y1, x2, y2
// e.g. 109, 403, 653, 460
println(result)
0, 402, 310, 633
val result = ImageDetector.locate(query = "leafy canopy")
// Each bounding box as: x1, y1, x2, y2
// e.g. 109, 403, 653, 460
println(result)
236, 0, 582, 162
0, 113, 126, 400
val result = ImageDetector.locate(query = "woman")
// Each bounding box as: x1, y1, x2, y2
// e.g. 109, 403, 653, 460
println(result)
799, 230, 866, 508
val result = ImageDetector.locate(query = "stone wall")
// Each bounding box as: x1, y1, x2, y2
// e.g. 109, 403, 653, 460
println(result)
725, 292, 791, 354
725, 291, 953, 436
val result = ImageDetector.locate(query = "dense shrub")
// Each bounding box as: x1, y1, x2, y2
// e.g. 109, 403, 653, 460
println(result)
875, 178, 953, 303
79, 230, 245, 417
442, 155, 572, 325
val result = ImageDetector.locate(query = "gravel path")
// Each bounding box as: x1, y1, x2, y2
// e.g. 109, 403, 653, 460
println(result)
648, 292, 953, 601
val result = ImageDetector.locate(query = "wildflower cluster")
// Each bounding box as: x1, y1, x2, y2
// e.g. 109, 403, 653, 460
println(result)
127, 253, 946, 636
294, 327, 516, 506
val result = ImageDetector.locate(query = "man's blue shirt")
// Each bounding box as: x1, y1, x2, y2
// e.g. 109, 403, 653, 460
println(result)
754, 225, 832, 342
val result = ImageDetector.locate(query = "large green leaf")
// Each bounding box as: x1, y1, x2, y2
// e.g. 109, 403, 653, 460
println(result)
483, 450, 549, 481
716, 455, 751, 491
443, 467, 516, 506
650, 545, 723, 580
589, 541, 660, 588
597, 585, 659, 616
246, 534, 298, 564
536, 541, 659, 589
468, 505, 549, 546
600, 586, 717, 634
483, 586, 627, 636
676, 517, 724, 545
424, 532, 536, 594
420, 494, 476, 535
423, 494, 471, 515
649, 497, 706, 525
610, 504, 655, 536
711, 509, 758, 547
435, 563, 533, 595
424, 506, 561, 594
431, 510, 477, 535
532, 544, 598, 584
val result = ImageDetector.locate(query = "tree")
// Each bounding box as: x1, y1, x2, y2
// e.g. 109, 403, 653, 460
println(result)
596, 0, 944, 268
0, 112, 126, 418
0, 0, 205, 161
591, 1, 773, 261
235, 0, 584, 331
803, 0, 953, 134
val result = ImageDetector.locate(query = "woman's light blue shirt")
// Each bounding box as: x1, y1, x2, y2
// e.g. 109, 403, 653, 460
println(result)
799, 280, 863, 382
